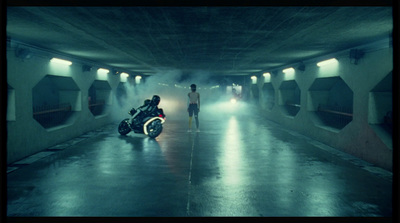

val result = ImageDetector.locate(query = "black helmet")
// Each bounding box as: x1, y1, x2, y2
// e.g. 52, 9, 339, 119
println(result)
151, 95, 160, 105
144, 99, 151, 106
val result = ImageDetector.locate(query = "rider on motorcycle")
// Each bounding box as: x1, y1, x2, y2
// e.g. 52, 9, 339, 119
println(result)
130, 95, 161, 126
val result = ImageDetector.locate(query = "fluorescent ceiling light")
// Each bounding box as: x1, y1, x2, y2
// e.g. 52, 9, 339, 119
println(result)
317, 58, 338, 67
97, 68, 109, 73
135, 75, 142, 84
210, 85, 219, 89
121, 72, 129, 78
282, 67, 295, 73
50, 58, 72, 65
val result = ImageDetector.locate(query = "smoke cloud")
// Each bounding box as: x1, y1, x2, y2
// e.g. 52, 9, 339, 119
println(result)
110, 69, 254, 124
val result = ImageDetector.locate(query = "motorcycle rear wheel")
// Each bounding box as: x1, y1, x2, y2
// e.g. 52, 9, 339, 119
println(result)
147, 120, 163, 138
118, 119, 131, 135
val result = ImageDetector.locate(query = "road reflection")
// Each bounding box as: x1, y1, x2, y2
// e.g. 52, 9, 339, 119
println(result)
219, 116, 244, 186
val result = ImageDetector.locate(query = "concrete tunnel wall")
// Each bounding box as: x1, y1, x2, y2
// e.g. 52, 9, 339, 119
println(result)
6, 45, 121, 164
250, 46, 393, 171
6, 42, 393, 171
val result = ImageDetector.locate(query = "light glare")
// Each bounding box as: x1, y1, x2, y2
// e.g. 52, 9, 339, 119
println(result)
251, 76, 257, 84
282, 67, 295, 73
97, 68, 109, 73
263, 72, 271, 77
135, 75, 142, 84
50, 58, 72, 65
317, 58, 338, 67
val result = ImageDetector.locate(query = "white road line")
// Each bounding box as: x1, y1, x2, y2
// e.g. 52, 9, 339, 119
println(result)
186, 134, 195, 216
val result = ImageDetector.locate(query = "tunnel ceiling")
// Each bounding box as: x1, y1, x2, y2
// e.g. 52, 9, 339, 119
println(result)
6, 5, 393, 77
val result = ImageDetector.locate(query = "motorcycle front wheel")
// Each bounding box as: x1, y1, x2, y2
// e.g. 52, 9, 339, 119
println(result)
118, 119, 131, 135
147, 119, 163, 138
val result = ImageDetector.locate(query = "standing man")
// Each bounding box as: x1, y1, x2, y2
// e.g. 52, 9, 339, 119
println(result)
187, 84, 200, 132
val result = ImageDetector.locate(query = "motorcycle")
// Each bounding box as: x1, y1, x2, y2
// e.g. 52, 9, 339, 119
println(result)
230, 92, 241, 104
118, 96, 166, 138
229, 87, 242, 104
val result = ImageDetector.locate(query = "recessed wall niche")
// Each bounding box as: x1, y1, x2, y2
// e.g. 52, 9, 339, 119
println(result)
251, 84, 259, 104
307, 76, 353, 131
278, 80, 300, 117
32, 75, 81, 129
262, 83, 275, 110
7, 84, 16, 121
89, 80, 112, 117
368, 71, 392, 149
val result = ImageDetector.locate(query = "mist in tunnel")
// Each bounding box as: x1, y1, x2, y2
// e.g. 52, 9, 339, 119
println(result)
110, 69, 255, 124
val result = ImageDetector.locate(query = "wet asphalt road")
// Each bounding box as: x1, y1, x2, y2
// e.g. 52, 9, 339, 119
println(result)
7, 112, 393, 217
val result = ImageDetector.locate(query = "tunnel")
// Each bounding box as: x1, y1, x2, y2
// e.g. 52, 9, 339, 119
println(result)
5, 6, 395, 219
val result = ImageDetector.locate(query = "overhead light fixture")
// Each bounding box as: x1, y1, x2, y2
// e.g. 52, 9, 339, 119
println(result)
210, 85, 219, 89
121, 72, 129, 78
135, 75, 142, 84
251, 75, 257, 84
97, 68, 109, 73
50, 58, 72, 65
317, 58, 338, 67
263, 72, 271, 77
263, 72, 271, 82
120, 72, 129, 82
282, 67, 294, 73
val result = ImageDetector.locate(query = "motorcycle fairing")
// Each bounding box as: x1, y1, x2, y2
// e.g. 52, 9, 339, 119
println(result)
143, 117, 165, 135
